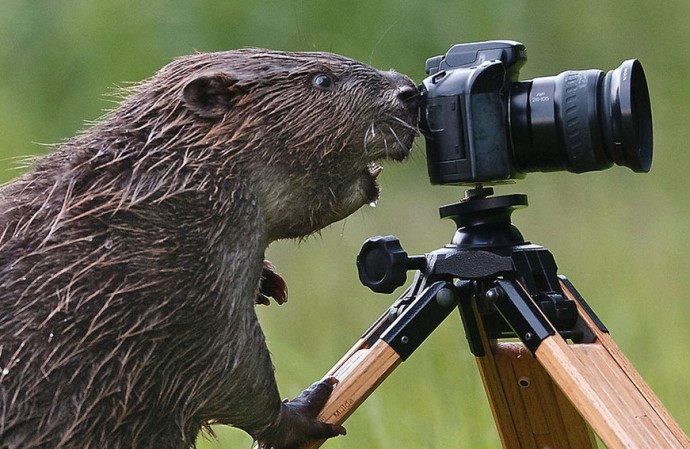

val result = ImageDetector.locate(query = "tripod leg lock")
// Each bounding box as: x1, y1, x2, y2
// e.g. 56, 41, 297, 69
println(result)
486, 279, 556, 354
458, 278, 564, 356
380, 281, 458, 360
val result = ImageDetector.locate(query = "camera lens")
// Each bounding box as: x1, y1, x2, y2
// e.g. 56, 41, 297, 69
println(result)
509, 59, 652, 174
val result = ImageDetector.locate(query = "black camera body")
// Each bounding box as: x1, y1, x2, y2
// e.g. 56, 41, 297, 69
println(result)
419, 40, 652, 185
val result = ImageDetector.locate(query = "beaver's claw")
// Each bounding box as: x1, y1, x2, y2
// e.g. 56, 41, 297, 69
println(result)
257, 260, 288, 305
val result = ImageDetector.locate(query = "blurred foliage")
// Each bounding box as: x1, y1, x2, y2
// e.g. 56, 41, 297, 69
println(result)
1, 0, 689, 447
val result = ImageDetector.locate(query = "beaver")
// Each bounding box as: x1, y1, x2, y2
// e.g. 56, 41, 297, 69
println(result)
0, 48, 418, 449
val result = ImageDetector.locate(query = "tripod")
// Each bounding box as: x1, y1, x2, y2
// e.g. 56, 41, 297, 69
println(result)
304, 187, 690, 449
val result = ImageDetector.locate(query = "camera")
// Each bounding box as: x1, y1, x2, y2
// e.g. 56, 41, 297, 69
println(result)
418, 40, 653, 185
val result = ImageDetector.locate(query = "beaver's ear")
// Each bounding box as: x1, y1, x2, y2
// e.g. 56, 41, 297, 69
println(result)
182, 72, 244, 119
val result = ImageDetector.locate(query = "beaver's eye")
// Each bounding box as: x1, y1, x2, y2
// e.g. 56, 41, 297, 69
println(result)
312, 74, 334, 90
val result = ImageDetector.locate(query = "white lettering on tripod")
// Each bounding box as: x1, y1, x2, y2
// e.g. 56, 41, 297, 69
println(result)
333, 398, 355, 418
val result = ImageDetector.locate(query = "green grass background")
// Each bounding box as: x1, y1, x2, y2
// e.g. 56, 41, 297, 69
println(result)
1, 1, 688, 447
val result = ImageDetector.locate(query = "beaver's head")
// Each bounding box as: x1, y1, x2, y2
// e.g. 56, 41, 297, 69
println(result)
108, 49, 418, 241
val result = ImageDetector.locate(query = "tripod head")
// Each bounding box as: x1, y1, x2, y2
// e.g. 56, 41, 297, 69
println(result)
357, 186, 530, 294
439, 186, 527, 249
356, 187, 593, 356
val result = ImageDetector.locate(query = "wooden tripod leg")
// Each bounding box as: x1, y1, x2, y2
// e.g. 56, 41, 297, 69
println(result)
301, 338, 402, 449
300, 280, 455, 449
476, 342, 597, 448
473, 296, 598, 449
475, 283, 690, 449
532, 282, 690, 449
318, 339, 401, 423
536, 336, 690, 448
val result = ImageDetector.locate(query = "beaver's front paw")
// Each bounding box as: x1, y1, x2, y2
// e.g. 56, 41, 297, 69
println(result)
256, 377, 346, 449
256, 260, 288, 305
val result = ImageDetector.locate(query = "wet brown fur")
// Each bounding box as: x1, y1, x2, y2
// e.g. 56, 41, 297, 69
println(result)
0, 49, 417, 448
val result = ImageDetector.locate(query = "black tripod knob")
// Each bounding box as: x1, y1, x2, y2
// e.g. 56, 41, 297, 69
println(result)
357, 236, 426, 293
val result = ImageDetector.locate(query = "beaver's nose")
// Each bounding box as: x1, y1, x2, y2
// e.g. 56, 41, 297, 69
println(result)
397, 84, 420, 104
380, 70, 419, 104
